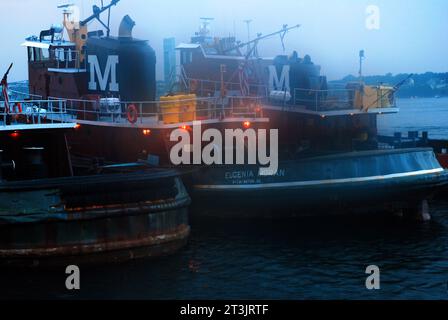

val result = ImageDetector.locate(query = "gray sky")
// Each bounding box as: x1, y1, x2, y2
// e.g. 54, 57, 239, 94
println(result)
1, 0, 447, 82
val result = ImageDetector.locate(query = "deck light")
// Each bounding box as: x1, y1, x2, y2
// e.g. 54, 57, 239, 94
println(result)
10, 131, 20, 139
143, 129, 151, 136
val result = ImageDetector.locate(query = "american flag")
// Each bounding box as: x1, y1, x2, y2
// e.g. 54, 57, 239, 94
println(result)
238, 63, 250, 97
1, 63, 13, 114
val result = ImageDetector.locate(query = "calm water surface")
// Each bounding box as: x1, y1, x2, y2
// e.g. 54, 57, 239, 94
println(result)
1, 201, 448, 300
0, 98, 447, 300
378, 97, 448, 139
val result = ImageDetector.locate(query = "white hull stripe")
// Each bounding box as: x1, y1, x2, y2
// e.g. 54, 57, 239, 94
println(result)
194, 168, 445, 190
72, 118, 269, 129
0, 123, 77, 132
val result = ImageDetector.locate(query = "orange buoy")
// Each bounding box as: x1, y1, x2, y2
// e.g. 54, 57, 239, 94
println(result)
127, 104, 138, 124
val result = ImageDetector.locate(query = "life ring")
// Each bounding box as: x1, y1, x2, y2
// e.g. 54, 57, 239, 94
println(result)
127, 104, 138, 124
10, 102, 22, 120
190, 79, 199, 92
13, 102, 22, 114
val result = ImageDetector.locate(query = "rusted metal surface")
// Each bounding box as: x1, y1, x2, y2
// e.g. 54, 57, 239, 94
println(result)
437, 154, 448, 169
0, 172, 191, 267
0, 223, 190, 267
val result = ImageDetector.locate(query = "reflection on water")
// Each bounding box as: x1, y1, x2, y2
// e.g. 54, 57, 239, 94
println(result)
0, 97, 447, 300
1, 200, 448, 300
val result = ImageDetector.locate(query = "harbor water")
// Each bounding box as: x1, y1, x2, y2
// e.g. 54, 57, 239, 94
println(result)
0, 98, 447, 300
378, 97, 448, 139
1, 202, 448, 300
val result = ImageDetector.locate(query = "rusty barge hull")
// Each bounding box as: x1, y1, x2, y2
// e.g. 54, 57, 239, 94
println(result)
0, 170, 191, 267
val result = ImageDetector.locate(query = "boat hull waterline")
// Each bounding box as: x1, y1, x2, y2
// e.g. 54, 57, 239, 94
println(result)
190, 148, 448, 217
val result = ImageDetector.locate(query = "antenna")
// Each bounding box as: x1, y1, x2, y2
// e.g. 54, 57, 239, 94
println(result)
243, 19, 252, 42
58, 3, 76, 17
359, 50, 365, 81
57, 3, 75, 9
243, 19, 252, 55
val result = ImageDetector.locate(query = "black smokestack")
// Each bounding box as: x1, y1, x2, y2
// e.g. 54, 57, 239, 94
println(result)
119, 15, 136, 38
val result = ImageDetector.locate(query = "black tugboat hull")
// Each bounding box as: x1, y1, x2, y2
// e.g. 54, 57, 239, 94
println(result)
191, 148, 448, 217
0, 170, 191, 267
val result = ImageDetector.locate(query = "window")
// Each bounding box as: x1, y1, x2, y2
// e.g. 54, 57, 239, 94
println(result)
54, 48, 65, 62
34, 48, 42, 61
181, 51, 193, 64
31, 48, 50, 62
28, 47, 35, 62
41, 49, 50, 61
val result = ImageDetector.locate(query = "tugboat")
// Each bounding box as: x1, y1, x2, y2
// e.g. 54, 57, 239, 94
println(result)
21, 0, 268, 167
192, 148, 447, 218
0, 65, 191, 267
176, 24, 401, 151
176, 21, 448, 217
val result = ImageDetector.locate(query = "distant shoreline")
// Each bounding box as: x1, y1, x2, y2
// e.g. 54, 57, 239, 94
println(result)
331, 72, 448, 99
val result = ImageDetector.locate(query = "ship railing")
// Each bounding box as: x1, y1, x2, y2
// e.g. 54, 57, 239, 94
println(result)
7, 89, 43, 100
179, 77, 397, 113
184, 77, 269, 98
49, 49, 86, 70
47, 95, 265, 125
0, 99, 74, 126
287, 87, 396, 112
289, 88, 356, 112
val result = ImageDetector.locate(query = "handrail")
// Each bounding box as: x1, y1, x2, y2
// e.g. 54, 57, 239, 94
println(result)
42, 95, 265, 125
49, 48, 86, 70
182, 77, 397, 112
0, 99, 73, 127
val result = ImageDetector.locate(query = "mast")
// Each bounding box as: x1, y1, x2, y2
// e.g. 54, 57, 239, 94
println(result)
243, 19, 252, 55
60, 0, 121, 62
359, 50, 365, 82
199, 17, 214, 37
80, 0, 120, 34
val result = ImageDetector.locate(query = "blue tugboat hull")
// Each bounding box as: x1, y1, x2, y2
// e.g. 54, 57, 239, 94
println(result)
191, 148, 448, 217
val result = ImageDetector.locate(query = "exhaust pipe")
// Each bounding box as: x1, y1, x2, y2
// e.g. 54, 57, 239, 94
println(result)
119, 15, 136, 39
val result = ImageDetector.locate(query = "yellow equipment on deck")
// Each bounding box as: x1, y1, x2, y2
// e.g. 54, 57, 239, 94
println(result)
160, 94, 197, 124
347, 82, 395, 111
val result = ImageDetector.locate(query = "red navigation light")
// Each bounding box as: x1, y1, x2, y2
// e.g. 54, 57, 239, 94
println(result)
143, 129, 151, 136
10, 131, 20, 139
74, 124, 81, 129
180, 125, 190, 131
243, 121, 251, 129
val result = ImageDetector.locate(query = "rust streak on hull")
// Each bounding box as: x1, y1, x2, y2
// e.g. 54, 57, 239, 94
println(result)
0, 225, 190, 267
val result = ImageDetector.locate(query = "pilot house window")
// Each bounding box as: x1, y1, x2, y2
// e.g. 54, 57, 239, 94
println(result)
181, 51, 193, 64
27, 47, 34, 62
28, 48, 50, 62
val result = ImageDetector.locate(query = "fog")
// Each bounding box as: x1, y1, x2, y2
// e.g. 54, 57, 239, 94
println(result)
1, 0, 447, 82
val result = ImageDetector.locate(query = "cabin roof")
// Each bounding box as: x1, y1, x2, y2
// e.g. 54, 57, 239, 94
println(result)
176, 43, 201, 50
21, 40, 76, 49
